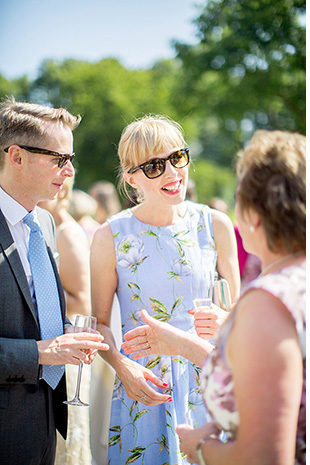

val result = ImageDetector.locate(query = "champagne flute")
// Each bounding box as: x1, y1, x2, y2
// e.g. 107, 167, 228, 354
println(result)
192, 270, 214, 310
188, 269, 213, 336
64, 315, 97, 406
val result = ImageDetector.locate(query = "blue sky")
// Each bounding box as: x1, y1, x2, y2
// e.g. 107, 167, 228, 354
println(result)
0, 0, 202, 80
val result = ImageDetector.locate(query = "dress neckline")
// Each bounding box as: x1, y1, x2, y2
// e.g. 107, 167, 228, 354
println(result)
257, 258, 305, 280
128, 201, 190, 228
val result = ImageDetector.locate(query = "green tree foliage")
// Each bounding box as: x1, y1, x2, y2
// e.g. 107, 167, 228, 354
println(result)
0, 0, 304, 206
189, 159, 237, 208
0, 75, 31, 102
30, 58, 190, 190
174, 0, 306, 165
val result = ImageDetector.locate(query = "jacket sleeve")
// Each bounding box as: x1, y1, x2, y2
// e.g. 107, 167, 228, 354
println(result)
0, 337, 39, 385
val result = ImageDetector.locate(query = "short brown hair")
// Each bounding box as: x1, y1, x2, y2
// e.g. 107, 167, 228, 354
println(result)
0, 97, 81, 168
236, 130, 306, 253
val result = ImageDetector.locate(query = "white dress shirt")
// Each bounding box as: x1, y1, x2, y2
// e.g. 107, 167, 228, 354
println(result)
0, 186, 40, 300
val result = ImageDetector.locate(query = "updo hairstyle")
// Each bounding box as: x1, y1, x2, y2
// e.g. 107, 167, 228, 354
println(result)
236, 130, 306, 254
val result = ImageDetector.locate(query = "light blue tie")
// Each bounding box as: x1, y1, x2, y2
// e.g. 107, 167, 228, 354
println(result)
23, 212, 65, 389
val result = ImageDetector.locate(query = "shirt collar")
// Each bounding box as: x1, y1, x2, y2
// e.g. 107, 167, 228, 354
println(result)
0, 187, 38, 226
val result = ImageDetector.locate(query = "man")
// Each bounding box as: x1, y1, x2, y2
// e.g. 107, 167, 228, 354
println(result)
0, 99, 108, 465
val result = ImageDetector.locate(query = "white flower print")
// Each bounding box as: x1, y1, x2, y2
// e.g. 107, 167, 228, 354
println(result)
116, 234, 148, 272
171, 258, 192, 277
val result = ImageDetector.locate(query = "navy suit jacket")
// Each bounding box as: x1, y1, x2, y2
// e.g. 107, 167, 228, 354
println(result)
0, 207, 68, 442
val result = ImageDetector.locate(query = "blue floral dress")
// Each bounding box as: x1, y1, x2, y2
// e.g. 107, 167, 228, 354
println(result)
106, 201, 217, 465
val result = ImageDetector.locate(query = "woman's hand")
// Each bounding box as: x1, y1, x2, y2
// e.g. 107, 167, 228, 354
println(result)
176, 422, 221, 463
116, 355, 172, 406
188, 304, 228, 339
121, 310, 183, 359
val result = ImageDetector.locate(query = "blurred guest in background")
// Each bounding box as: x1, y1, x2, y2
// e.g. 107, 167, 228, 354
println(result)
88, 180, 121, 224
209, 197, 229, 215
210, 196, 261, 288
40, 179, 90, 320
234, 223, 261, 289
68, 188, 99, 244
40, 177, 93, 465
87, 180, 122, 465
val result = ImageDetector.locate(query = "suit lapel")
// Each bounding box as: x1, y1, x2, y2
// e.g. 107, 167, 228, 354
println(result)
0, 209, 38, 323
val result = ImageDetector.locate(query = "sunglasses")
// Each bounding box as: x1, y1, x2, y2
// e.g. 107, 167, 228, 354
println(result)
128, 148, 190, 179
4, 145, 75, 168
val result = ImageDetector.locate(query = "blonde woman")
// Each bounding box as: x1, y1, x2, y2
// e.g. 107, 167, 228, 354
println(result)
91, 115, 240, 464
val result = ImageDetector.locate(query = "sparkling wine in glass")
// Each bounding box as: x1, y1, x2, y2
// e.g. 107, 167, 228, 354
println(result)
192, 270, 214, 310
64, 315, 97, 407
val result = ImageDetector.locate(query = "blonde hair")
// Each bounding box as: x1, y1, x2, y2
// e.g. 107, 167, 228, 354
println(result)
236, 130, 306, 253
0, 97, 81, 168
118, 114, 187, 202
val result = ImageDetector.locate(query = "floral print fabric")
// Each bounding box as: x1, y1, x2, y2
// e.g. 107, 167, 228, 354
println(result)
201, 262, 306, 464
107, 201, 217, 465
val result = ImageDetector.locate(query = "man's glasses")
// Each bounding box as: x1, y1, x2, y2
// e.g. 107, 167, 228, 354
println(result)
128, 148, 190, 179
4, 145, 75, 168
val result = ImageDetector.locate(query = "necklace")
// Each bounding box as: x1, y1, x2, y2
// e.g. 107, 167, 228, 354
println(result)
260, 251, 304, 277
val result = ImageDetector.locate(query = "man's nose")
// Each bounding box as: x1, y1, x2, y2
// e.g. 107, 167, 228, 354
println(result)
62, 160, 75, 177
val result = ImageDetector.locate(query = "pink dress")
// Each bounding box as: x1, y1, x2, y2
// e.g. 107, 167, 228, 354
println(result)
201, 262, 306, 464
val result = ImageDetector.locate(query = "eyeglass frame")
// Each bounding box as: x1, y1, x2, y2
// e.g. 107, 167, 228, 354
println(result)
128, 148, 190, 179
4, 145, 75, 168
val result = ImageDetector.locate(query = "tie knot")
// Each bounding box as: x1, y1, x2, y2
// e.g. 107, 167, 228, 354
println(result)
23, 212, 41, 232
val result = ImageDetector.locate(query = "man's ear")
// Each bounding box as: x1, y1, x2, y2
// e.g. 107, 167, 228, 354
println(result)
123, 172, 139, 189
7, 145, 24, 169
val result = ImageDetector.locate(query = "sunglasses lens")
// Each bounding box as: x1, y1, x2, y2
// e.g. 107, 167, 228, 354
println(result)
143, 159, 165, 178
59, 155, 74, 168
59, 156, 68, 168
139, 149, 189, 178
170, 150, 189, 168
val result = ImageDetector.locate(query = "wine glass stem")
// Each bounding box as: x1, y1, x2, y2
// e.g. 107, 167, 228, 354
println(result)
74, 362, 84, 399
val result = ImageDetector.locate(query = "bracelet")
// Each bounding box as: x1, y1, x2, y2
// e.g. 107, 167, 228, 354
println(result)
196, 438, 208, 465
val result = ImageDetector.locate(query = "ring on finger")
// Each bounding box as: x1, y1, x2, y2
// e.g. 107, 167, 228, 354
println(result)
146, 342, 151, 349
141, 395, 147, 401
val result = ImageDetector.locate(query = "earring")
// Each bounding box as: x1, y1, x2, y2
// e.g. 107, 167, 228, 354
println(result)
249, 226, 255, 233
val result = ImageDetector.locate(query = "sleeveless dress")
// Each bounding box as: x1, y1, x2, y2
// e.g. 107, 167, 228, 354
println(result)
201, 262, 306, 465
54, 221, 92, 465
107, 201, 217, 465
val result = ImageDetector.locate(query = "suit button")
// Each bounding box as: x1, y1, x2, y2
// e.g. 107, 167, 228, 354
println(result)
27, 385, 38, 393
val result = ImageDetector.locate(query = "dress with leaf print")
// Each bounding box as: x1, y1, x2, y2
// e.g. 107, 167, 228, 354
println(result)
106, 201, 217, 465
